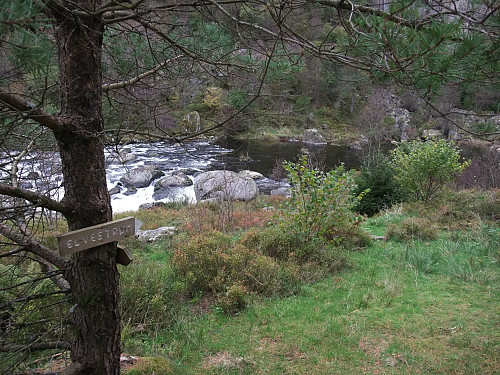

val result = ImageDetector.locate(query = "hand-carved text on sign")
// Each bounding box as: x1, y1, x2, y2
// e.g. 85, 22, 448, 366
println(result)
57, 217, 142, 256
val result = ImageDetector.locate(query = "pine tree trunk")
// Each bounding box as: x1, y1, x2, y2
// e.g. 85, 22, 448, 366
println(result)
51, 2, 121, 374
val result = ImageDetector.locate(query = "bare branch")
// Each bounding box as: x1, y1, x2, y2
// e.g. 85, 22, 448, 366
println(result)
0, 223, 69, 270
0, 341, 71, 353
10, 290, 69, 304
317, 0, 430, 29
102, 55, 184, 92
0, 183, 70, 215
96, 0, 148, 15
0, 87, 66, 133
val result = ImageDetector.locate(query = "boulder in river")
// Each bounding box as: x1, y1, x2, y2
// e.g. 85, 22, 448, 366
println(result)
154, 173, 193, 189
301, 128, 327, 145
194, 170, 258, 201
109, 185, 121, 195
153, 173, 193, 200
120, 166, 164, 189
239, 170, 264, 180
106, 148, 136, 166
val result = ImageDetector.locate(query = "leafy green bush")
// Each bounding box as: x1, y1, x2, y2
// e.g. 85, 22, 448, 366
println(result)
354, 151, 404, 216
279, 155, 363, 244
386, 217, 439, 241
390, 139, 469, 201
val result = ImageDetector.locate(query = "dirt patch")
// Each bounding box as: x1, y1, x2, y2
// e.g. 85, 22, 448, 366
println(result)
202, 351, 251, 370
359, 337, 390, 359
257, 336, 281, 351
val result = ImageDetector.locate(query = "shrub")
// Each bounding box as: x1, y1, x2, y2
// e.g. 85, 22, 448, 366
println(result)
240, 226, 306, 261
386, 217, 439, 241
293, 94, 312, 113
216, 282, 248, 314
171, 231, 298, 300
390, 139, 470, 201
241, 226, 351, 273
171, 231, 233, 295
226, 89, 250, 110
354, 151, 404, 216
279, 155, 363, 244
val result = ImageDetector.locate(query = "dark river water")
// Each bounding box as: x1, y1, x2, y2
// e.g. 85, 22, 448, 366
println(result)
213, 138, 363, 175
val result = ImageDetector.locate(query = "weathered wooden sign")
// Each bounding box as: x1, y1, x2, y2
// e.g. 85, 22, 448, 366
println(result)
57, 217, 143, 256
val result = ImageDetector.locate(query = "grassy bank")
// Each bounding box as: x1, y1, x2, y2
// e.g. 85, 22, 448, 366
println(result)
118, 190, 499, 374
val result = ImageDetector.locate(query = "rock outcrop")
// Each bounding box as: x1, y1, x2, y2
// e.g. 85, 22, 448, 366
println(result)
136, 226, 177, 242
301, 128, 327, 145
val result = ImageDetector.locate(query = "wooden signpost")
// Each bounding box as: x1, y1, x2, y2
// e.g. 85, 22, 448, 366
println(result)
57, 217, 142, 265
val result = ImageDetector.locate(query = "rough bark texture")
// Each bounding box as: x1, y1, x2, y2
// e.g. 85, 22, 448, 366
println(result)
50, 2, 121, 374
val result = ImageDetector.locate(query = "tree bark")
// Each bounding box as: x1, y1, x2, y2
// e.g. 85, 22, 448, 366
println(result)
50, 2, 121, 374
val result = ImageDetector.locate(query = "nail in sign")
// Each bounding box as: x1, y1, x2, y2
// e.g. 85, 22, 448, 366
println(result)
57, 217, 143, 256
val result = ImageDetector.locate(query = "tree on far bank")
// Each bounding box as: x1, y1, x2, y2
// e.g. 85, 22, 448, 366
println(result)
0, 0, 498, 374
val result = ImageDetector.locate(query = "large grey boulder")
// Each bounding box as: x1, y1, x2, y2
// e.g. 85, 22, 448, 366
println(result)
136, 226, 177, 242
302, 128, 327, 145
153, 173, 193, 200
194, 170, 258, 201
120, 166, 164, 188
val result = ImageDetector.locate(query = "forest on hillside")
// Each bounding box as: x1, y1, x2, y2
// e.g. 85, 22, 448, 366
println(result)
0, 1, 498, 374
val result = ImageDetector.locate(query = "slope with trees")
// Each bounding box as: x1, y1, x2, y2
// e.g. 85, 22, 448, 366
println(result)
0, 0, 498, 374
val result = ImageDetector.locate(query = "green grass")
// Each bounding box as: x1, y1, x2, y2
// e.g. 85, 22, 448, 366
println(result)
122, 209, 500, 374
117, 192, 500, 374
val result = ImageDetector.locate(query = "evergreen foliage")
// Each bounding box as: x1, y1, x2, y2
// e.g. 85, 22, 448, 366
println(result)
354, 151, 404, 216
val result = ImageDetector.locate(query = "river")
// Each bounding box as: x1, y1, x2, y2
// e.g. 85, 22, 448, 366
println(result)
106, 138, 364, 213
